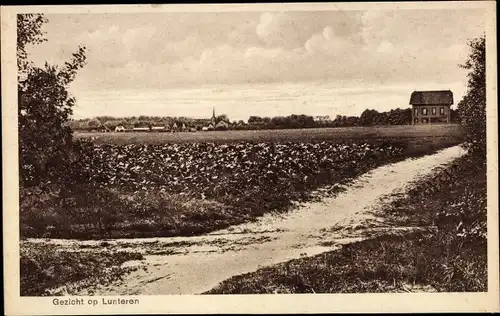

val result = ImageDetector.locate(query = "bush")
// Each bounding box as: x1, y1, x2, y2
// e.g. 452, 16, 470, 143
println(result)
457, 35, 486, 156
18, 14, 87, 187
20, 243, 143, 296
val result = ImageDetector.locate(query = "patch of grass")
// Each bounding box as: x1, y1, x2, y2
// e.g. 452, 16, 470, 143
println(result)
206, 231, 486, 294
20, 186, 239, 239
20, 242, 144, 296
206, 153, 487, 294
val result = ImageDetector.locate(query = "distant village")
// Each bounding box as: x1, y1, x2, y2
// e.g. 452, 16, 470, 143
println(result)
114, 108, 232, 133
68, 91, 460, 133
70, 107, 234, 133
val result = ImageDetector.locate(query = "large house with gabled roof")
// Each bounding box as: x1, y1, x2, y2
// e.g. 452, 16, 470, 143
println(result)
410, 90, 453, 125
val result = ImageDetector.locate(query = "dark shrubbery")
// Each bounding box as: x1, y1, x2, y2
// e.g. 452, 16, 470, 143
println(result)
383, 154, 487, 240
20, 137, 461, 240
457, 35, 486, 156
18, 14, 87, 187
20, 243, 143, 296
21, 140, 408, 239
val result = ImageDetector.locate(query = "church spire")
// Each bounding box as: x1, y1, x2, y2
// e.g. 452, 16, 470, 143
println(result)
211, 106, 217, 126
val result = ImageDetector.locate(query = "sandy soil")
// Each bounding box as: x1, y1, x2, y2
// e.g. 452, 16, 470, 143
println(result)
25, 145, 466, 295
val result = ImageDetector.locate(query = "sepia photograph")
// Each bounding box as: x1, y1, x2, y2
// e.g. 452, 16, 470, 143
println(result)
2, 2, 499, 314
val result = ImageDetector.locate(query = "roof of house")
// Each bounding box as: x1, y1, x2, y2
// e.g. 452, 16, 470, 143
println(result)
410, 90, 453, 105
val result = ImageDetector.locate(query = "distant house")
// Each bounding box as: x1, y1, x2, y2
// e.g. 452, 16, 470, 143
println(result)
133, 127, 150, 132
215, 120, 229, 130
314, 115, 331, 122
99, 125, 112, 132
204, 107, 229, 131
152, 126, 166, 132
115, 125, 126, 132
410, 90, 453, 125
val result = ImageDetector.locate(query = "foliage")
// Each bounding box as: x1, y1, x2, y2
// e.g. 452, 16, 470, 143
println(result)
18, 14, 87, 186
384, 154, 487, 240
17, 14, 48, 76
20, 242, 143, 296
21, 136, 462, 239
360, 108, 412, 126
457, 35, 486, 155
74, 141, 405, 200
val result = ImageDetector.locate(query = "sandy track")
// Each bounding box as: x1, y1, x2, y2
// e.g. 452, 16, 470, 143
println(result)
25, 145, 466, 295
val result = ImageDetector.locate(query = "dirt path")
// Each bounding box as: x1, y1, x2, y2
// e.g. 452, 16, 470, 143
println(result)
26, 145, 466, 295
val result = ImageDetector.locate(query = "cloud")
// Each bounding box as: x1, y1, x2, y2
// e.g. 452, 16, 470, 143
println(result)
244, 46, 285, 59
228, 20, 260, 48
377, 41, 394, 53
32, 9, 484, 92
360, 9, 485, 51
322, 26, 334, 40
256, 12, 276, 40
254, 11, 362, 49
161, 36, 206, 62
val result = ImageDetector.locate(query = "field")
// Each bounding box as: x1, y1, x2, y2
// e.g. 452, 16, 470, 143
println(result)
75, 124, 463, 144
21, 125, 464, 240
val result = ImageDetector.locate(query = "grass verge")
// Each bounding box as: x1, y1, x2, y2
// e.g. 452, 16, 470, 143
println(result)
206, 153, 487, 294
20, 243, 143, 296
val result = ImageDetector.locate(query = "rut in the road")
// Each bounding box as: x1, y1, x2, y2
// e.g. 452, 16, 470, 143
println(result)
28, 145, 467, 295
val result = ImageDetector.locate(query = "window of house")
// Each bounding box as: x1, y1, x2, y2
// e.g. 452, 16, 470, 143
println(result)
414, 108, 418, 116
422, 108, 428, 115
415, 118, 419, 124
440, 107, 445, 115
432, 107, 436, 115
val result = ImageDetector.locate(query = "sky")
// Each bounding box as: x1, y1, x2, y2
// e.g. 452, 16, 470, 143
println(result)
25, 8, 485, 121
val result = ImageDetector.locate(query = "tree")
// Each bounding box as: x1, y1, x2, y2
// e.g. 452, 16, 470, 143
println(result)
17, 14, 48, 77
248, 116, 263, 124
360, 109, 378, 126
18, 14, 87, 186
216, 114, 229, 122
457, 35, 486, 155
88, 118, 101, 128
450, 109, 461, 123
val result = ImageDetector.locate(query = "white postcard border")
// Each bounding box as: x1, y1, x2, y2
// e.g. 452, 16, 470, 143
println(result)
2, 2, 499, 315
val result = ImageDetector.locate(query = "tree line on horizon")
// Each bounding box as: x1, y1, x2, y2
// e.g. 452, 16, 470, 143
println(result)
67, 107, 460, 132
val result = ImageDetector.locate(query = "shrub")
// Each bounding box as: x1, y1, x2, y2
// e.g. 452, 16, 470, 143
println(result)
20, 243, 143, 296
18, 14, 87, 187
457, 35, 486, 156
